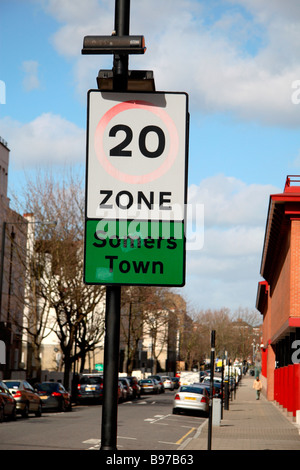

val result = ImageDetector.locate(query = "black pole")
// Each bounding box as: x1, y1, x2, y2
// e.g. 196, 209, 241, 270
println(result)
113, 0, 130, 91
100, 0, 130, 451
207, 330, 215, 451
224, 359, 230, 410
100, 285, 121, 450
221, 360, 224, 419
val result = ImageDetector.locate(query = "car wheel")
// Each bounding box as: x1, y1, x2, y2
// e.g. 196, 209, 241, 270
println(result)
60, 399, 66, 412
22, 403, 29, 419
172, 408, 178, 415
0, 406, 4, 423
11, 406, 17, 421
35, 403, 42, 417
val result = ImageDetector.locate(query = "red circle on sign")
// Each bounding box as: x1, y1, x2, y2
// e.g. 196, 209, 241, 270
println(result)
94, 100, 179, 184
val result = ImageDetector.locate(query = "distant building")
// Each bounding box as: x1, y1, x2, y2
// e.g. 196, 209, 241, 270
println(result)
0, 138, 27, 379
256, 176, 300, 418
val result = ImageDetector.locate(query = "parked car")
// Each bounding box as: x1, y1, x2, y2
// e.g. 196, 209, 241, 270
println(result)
194, 382, 216, 398
199, 371, 209, 382
35, 382, 72, 412
161, 376, 175, 391
212, 382, 223, 399
77, 374, 104, 404
139, 378, 158, 394
118, 381, 127, 402
171, 377, 180, 389
3, 379, 42, 418
119, 378, 134, 400
0, 381, 16, 422
148, 375, 164, 393
124, 376, 141, 399
203, 376, 222, 384
172, 384, 209, 416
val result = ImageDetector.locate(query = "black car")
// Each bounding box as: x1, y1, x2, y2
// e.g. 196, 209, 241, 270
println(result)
124, 376, 141, 399
171, 377, 180, 389
77, 374, 104, 404
35, 382, 72, 412
0, 381, 16, 422
118, 378, 134, 400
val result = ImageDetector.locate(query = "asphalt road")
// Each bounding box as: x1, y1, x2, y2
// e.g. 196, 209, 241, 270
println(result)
0, 389, 207, 451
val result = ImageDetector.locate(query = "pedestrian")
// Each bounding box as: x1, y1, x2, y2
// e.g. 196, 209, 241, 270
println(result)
253, 376, 262, 400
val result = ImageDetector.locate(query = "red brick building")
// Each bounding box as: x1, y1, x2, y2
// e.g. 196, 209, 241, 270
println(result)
256, 176, 300, 418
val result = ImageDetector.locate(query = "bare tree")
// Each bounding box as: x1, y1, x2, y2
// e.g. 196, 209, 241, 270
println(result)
120, 286, 179, 374
12, 168, 105, 386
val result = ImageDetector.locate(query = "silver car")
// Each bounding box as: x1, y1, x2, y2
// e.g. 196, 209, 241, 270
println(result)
172, 384, 209, 416
139, 378, 158, 394
161, 376, 175, 390
3, 380, 42, 418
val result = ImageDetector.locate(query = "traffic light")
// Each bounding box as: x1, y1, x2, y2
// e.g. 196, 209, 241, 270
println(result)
82, 35, 146, 55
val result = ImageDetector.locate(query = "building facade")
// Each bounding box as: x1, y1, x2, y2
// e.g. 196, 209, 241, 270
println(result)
0, 137, 27, 379
256, 176, 300, 418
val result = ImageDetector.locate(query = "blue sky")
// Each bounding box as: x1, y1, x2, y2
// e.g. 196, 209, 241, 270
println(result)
1, 0, 300, 314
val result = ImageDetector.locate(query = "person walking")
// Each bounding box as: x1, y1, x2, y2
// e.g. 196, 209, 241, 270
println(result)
253, 376, 262, 400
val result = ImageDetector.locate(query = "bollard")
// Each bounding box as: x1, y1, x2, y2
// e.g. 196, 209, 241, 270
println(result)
212, 398, 221, 426
224, 381, 229, 410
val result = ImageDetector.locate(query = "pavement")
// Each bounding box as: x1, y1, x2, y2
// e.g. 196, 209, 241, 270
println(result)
179, 374, 300, 451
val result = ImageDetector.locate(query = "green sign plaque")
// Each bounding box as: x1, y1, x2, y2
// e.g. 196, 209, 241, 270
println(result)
84, 219, 185, 286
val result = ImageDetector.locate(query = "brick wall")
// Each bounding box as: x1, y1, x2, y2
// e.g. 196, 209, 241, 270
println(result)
270, 228, 290, 338
290, 220, 300, 318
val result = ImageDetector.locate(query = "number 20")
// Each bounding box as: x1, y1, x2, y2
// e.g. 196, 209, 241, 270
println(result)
109, 124, 165, 158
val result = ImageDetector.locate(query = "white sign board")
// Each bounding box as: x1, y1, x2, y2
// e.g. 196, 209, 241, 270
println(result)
86, 91, 188, 222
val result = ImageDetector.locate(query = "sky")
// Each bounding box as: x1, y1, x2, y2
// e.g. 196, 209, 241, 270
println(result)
1, 0, 300, 315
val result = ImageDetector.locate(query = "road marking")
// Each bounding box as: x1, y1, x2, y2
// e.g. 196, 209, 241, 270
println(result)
82, 435, 136, 450
176, 427, 196, 445
158, 441, 177, 445
83, 439, 100, 445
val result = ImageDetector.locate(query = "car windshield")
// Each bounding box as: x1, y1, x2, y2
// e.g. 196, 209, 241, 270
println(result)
180, 386, 204, 394
140, 380, 152, 384
36, 383, 58, 393
80, 376, 102, 385
4, 381, 20, 389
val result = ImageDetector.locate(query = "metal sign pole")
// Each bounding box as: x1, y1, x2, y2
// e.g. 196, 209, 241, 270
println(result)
207, 330, 215, 450
100, 0, 130, 451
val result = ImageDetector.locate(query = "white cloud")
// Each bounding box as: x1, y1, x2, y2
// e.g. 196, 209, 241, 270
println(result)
0, 113, 85, 168
188, 174, 278, 227
22, 60, 41, 92
181, 175, 280, 310
35, 0, 300, 127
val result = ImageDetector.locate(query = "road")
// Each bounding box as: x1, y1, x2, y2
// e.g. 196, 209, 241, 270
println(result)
0, 389, 206, 450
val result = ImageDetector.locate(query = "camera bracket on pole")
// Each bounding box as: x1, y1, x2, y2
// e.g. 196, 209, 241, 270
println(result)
82, 34, 155, 92
82, 34, 146, 54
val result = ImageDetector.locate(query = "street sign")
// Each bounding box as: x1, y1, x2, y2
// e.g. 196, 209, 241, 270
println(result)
95, 363, 104, 372
84, 90, 189, 286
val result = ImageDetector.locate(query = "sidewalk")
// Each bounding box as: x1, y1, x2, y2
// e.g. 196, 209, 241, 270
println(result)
180, 375, 300, 450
